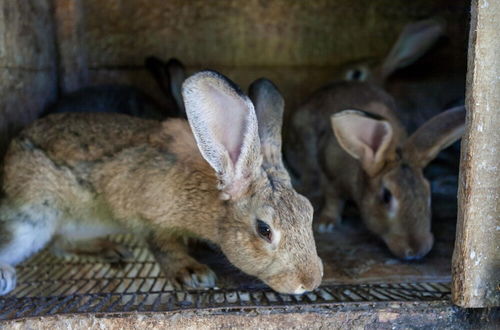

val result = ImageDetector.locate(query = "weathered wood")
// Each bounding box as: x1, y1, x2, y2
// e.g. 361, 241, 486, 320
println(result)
452, 0, 500, 308
0, 0, 58, 157
53, 0, 88, 93
81, 0, 467, 68
78, 0, 468, 112
1, 302, 498, 329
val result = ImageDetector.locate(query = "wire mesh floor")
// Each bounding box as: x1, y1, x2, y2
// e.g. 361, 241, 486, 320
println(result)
0, 235, 451, 321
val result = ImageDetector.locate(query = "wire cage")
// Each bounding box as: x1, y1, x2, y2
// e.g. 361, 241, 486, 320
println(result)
0, 234, 452, 321
0, 1, 499, 327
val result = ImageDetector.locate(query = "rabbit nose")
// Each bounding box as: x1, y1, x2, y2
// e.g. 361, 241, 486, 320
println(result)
293, 285, 307, 295
299, 263, 323, 292
402, 249, 422, 261
402, 245, 431, 260
294, 279, 319, 295
403, 233, 434, 260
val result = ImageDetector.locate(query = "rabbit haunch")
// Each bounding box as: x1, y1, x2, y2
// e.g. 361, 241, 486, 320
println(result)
0, 71, 322, 295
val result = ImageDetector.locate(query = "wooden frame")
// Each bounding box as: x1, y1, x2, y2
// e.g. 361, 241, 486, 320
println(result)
0, 0, 498, 310
452, 0, 500, 308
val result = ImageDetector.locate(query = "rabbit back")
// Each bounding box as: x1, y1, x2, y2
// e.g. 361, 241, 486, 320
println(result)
2, 113, 221, 231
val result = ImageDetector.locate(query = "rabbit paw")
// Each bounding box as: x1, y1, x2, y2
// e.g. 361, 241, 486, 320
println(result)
98, 242, 134, 263
168, 259, 217, 289
316, 215, 341, 233
0, 264, 16, 295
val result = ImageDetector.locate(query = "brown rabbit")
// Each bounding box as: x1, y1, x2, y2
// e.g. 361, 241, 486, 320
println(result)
0, 71, 322, 295
339, 18, 445, 86
334, 17, 464, 219
287, 80, 465, 260
338, 18, 464, 133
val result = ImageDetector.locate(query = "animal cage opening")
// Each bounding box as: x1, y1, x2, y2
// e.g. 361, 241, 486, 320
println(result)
1, 0, 497, 326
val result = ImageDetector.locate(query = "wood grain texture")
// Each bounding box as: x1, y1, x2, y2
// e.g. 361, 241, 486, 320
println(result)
76, 0, 468, 112
0, 0, 57, 156
53, 0, 89, 93
2, 302, 498, 329
452, 0, 500, 308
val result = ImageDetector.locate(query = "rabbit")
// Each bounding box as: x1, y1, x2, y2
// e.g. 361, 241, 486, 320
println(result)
337, 18, 464, 130
338, 18, 446, 86
287, 80, 465, 260
335, 18, 465, 219
0, 70, 322, 296
45, 56, 187, 120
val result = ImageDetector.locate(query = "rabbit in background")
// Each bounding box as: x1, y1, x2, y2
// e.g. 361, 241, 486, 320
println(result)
337, 19, 445, 85
45, 56, 187, 120
338, 18, 465, 130
0, 71, 322, 296
287, 80, 465, 260
333, 17, 465, 219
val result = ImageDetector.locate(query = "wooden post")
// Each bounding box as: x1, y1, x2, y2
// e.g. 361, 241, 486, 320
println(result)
0, 0, 57, 156
452, 0, 500, 308
53, 0, 88, 93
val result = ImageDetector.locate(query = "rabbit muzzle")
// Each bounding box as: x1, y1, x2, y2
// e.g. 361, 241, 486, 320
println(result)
262, 255, 323, 294
383, 231, 434, 260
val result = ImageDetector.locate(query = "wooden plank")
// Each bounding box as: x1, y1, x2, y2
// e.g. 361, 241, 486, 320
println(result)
0, 0, 58, 157
452, 0, 500, 308
53, 0, 88, 93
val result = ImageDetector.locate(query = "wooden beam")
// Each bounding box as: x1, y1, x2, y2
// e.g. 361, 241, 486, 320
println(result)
452, 0, 500, 308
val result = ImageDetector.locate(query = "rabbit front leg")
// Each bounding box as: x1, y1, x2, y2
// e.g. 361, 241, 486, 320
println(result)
147, 233, 216, 289
51, 236, 133, 263
317, 184, 345, 233
0, 202, 59, 295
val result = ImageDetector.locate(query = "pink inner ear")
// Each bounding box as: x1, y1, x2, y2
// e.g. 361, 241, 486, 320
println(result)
207, 85, 248, 164
355, 118, 389, 154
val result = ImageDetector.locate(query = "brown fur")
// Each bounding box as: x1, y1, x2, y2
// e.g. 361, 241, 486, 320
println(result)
287, 81, 464, 260
0, 72, 322, 295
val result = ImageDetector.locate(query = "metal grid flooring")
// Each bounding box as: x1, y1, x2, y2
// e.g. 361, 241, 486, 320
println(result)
0, 235, 451, 320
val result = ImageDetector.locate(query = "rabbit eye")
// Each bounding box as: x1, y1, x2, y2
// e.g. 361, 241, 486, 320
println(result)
347, 68, 365, 81
256, 219, 272, 243
381, 187, 392, 205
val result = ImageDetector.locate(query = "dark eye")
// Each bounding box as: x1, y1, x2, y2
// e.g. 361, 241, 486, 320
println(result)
256, 219, 272, 243
348, 68, 365, 81
382, 187, 392, 205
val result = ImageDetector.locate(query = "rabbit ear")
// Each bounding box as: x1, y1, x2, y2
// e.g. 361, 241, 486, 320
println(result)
183, 71, 261, 199
331, 110, 394, 176
248, 78, 285, 170
380, 18, 445, 80
165, 58, 187, 116
145, 56, 187, 117
145, 56, 171, 96
403, 105, 465, 168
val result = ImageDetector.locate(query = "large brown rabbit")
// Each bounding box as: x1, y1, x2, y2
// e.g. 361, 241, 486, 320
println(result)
0, 71, 322, 295
287, 80, 465, 260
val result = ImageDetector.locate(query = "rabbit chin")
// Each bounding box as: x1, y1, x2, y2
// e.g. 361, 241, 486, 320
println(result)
383, 232, 434, 260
